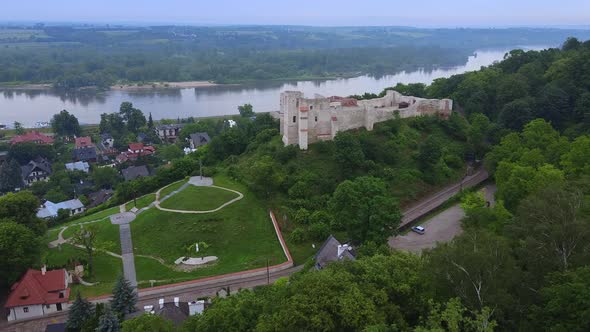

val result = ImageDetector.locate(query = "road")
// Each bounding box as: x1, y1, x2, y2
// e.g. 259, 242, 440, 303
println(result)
2, 170, 490, 332
398, 168, 488, 229
390, 183, 497, 252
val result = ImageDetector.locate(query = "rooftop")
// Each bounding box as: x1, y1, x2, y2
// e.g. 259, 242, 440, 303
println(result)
74, 136, 93, 149
10, 132, 54, 145
5, 268, 69, 308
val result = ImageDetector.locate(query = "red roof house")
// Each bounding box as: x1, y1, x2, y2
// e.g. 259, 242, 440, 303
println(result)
10, 132, 54, 145
4, 267, 70, 321
74, 136, 94, 149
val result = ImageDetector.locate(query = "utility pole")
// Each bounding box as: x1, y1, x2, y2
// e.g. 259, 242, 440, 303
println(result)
266, 258, 270, 285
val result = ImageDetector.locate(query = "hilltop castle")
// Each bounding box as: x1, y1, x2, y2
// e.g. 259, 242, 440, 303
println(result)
280, 90, 453, 150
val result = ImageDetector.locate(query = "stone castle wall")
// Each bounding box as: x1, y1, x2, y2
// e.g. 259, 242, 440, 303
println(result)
280, 90, 453, 150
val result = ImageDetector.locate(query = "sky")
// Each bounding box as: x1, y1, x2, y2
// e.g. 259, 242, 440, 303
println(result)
2, 0, 590, 27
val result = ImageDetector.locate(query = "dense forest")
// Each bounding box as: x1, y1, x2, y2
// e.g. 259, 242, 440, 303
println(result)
161, 37, 590, 331
1, 25, 590, 87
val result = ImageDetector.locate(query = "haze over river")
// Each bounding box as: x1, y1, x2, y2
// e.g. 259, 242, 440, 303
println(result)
0, 47, 547, 127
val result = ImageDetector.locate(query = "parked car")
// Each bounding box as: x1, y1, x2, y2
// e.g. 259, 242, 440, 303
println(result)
412, 226, 426, 235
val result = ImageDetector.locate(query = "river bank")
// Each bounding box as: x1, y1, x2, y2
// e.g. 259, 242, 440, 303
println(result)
0, 81, 220, 91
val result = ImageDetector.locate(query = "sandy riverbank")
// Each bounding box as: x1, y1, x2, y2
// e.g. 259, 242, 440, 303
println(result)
0, 81, 220, 91
110, 81, 219, 90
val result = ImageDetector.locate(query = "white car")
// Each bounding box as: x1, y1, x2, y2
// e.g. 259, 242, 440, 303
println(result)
411, 226, 426, 235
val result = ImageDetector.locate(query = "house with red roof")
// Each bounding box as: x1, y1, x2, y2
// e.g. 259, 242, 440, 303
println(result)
74, 136, 94, 149
4, 267, 70, 321
116, 143, 156, 163
10, 132, 54, 145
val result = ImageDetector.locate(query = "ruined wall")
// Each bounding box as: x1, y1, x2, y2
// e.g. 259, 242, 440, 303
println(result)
280, 90, 452, 150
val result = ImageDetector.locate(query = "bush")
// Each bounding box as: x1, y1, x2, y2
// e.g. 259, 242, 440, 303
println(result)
289, 227, 307, 243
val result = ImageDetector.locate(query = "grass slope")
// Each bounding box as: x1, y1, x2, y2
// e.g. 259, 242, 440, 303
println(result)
132, 175, 285, 282
125, 193, 156, 211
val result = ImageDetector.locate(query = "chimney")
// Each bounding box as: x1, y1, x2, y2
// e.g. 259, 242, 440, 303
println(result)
337, 244, 350, 258
41, 265, 47, 275
174, 297, 179, 307
188, 300, 205, 316
158, 298, 164, 309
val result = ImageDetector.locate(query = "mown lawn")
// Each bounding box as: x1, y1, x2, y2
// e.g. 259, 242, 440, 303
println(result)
43, 244, 123, 299
160, 185, 239, 211
132, 175, 286, 282
125, 193, 156, 211
61, 218, 122, 254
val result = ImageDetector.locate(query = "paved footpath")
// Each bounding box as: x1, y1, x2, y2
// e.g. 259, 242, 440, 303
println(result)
119, 224, 138, 288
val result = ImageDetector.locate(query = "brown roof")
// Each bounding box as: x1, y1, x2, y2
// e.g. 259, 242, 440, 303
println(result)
10, 132, 54, 145
128, 143, 145, 151
75, 137, 94, 149
5, 269, 69, 308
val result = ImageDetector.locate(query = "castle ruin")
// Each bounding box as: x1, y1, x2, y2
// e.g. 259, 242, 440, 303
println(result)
280, 90, 453, 150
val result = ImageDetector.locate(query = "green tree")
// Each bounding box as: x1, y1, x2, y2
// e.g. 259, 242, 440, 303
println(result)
0, 221, 40, 288
97, 305, 120, 332
71, 225, 98, 274
467, 113, 491, 159
92, 167, 121, 189
147, 112, 154, 129
561, 135, 590, 177
247, 155, 285, 197
51, 110, 81, 137
158, 144, 184, 161
238, 103, 254, 117
121, 314, 174, 332
14, 121, 25, 135
498, 98, 534, 131
416, 298, 497, 332
426, 230, 519, 322
66, 291, 95, 331
0, 159, 24, 192
111, 274, 137, 319
334, 131, 365, 177
511, 185, 589, 275
0, 191, 45, 235
532, 267, 590, 332
329, 176, 401, 244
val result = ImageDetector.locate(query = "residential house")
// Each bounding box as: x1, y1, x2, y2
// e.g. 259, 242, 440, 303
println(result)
132, 297, 207, 327
100, 133, 115, 148
65, 161, 90, 173
72, 146, 98, 163
117, 143, 156, 163
87, 189, 114, 209
37, 199, 85, 219
122, 165, 149, 181
156, 124, 184, 143
313, 235, 356, 270
21, 157, 52, 186
4, 267, 70, 321
10, 132, 54, 145
74, 136, 94, 149
189, 132, 211, 150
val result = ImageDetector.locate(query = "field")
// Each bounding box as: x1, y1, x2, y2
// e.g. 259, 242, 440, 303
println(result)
159, 185, 239, 211
43, 175, 288, 297
125, 193, 156, 211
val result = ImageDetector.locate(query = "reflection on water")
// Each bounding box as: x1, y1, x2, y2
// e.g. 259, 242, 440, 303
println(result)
0, 47, 545, 126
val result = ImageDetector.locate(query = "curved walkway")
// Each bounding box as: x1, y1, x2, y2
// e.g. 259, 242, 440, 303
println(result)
154, 177, 244, 214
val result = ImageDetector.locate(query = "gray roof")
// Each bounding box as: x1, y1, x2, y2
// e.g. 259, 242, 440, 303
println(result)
21, 157, 52, 179
189, 132, 211, 148
73, 147, 97, 162
37, 199, 84, 219
100, 133, 113, 140
156, 302, 189, 326
156, 124, 184, 130
314, 235, 356, 270
88, 189, 114, 208
122, 165, 149, 181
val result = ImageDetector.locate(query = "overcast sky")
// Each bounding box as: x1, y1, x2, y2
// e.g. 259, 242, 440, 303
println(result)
3, 0, 590, 27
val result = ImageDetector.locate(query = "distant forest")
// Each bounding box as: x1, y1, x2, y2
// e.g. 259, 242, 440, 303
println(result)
1, 25, 590, 88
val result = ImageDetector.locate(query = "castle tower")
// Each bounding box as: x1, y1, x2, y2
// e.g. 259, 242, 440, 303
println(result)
280, 91, 303, 146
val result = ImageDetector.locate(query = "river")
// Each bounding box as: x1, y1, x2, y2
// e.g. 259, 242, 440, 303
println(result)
0, 47, 547, 127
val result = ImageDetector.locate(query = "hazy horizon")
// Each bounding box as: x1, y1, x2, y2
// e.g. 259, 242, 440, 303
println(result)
2, 0, 590, 28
